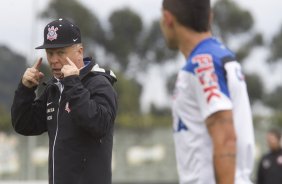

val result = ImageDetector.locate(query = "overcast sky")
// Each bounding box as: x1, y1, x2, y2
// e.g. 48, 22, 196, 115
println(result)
1, 0, 282, 57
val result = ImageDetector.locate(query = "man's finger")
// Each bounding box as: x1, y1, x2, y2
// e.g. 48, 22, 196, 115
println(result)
25, 75, 39, 85
39, 72, 45, 78
66, 57, 77, 68
32, 58, 42, 69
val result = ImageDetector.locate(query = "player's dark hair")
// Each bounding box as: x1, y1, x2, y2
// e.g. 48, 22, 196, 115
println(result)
163, 0, 211, 32
269, 128, 282, 141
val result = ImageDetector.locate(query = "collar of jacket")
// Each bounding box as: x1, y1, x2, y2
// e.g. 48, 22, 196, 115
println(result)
91, 63, 117, 85
81, 57, 117, 85
79, 57, 96, 80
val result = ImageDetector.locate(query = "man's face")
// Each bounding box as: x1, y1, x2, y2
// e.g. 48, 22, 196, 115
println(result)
160, 10, 178, 50
267, 133, 280, 151
46, 44, 83, 78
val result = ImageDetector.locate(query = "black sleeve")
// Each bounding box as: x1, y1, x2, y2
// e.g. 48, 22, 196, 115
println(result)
257, 157, 265, 184
62, 75, 117, 138
11, 82, 47, 135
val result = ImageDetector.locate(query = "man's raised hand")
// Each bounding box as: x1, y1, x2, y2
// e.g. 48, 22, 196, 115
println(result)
61, 57, 80, 78
22, 58, 44, 88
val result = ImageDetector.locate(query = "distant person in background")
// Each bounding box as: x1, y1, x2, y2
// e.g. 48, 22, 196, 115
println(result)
257, 128, 282, 184
160, 0, 255, 183
11, 18, 117, 184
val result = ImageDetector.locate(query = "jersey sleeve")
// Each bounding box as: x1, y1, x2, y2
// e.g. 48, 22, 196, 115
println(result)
191, 54, 233, 120
223, 59, 250, 103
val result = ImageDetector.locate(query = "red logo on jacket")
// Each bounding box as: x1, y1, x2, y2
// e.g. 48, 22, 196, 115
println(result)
65, 102, 71, 113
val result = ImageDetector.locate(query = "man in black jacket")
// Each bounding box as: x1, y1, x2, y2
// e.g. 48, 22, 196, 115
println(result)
257, 128, 282, 184
11, 18, 117, 184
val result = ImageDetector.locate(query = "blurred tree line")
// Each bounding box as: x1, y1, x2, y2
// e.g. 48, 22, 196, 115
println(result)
0, 0, 281, 131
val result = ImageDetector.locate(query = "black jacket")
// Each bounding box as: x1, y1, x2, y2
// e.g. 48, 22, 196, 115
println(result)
11, 58, 117, 184
257, 148, 282, 184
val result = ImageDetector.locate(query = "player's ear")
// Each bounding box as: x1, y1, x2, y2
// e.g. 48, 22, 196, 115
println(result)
163, 10, 174, 28
76, 44, 83, 59
78, 44, 83, 54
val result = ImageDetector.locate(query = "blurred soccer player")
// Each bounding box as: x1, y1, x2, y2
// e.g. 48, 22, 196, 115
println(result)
257, 128, 282, 184
160, 0, 255, 183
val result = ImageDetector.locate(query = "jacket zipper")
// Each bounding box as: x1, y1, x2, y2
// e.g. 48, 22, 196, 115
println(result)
52, 82, 62, 184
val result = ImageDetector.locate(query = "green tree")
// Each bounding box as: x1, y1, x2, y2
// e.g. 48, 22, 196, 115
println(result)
0, 105, 11, 131
0, 45, 27, 131
114, 73, 141, 115
236, 33, 264, 61
0, 45, 26, 111
114, 72, 142, 126
134, 20, 177, 72
106, 8, 143, 70
245, 73, 264, 105
263, 86, 282, 110
269, 112, 282, 128
213, 0, 263, 61
213, 0, 254, 42
268, 25, 282, 62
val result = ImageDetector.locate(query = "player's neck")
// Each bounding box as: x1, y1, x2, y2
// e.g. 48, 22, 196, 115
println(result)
178, 28, 212, 58
271, 145, 281, 152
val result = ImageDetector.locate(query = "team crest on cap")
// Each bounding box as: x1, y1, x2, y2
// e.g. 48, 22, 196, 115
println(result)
47, 26, 58, 41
